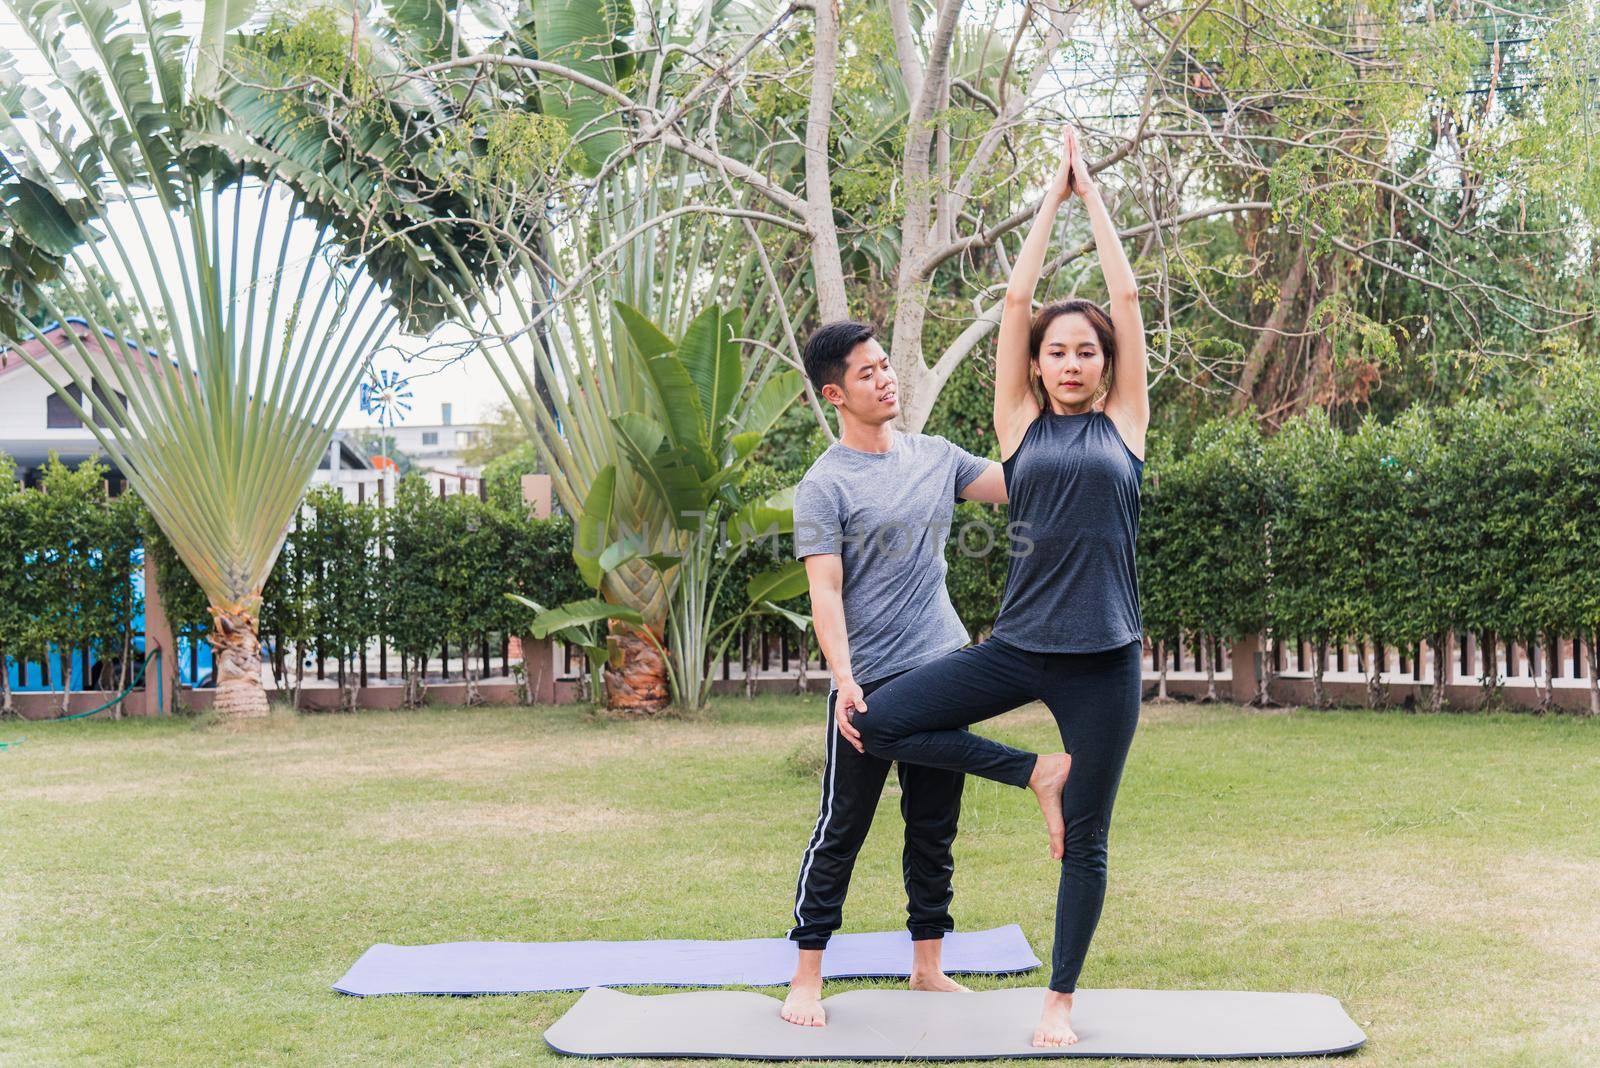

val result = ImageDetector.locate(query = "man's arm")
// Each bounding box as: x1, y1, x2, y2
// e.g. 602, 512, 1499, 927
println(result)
958, 460, 1007, 504
804, 553, 868, 753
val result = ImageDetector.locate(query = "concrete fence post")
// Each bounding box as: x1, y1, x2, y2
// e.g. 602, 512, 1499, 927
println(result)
142, 550, 175, 717
1230, 633, 1260, 705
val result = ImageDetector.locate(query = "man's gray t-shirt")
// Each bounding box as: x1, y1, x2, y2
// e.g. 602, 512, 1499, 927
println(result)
793, 432, 992, 686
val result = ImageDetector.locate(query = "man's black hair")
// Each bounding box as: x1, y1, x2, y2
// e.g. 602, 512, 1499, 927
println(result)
801, 320, 876, 393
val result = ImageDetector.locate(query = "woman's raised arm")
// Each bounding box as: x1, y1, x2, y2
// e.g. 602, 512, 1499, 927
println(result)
1070, 145, 1149, 459
994, 127, 1077, 461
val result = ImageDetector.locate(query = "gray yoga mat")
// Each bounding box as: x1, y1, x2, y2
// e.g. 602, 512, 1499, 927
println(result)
334, 925, 1040, 996
543, 986, 1367, 1060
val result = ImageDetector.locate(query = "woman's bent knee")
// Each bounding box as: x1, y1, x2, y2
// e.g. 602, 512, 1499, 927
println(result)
853, 709, 892, 750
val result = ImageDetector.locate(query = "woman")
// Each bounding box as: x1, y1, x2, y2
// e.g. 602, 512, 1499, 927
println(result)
852, 124, 1149, 1047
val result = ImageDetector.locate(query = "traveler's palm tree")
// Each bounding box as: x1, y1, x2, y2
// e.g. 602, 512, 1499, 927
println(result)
428, 155, 807, 709
0, 0, 504, 716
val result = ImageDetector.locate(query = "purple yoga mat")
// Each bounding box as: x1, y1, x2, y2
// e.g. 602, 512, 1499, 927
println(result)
334, 925, 1041, 996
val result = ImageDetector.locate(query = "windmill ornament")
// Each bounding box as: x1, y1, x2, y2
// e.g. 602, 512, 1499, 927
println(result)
360, 369, 412, 474
361, 369, 413, 427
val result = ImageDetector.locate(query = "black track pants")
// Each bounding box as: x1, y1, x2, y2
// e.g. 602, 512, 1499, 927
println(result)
788, 671, 966, 950
852, 638, 1143, 992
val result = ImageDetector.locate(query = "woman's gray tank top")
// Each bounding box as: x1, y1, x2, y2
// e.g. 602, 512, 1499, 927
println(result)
991, 409, 1144, 653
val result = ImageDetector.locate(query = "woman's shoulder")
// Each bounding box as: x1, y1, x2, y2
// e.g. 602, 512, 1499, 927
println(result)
1098, 408, 1146, 466
1000, 410, 1047, 471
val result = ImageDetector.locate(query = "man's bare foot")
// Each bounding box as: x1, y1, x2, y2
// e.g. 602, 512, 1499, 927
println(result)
908, 970, 971, 993
1032, 989, 1079, 1047
908, 938, 969, 993
780, 980, 826, 1027
1028, 753, 1071, 859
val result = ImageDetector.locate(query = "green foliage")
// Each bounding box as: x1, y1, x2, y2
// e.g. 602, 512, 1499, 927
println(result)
0, 455, 143, 703
142, 513, 213, 643
302, 487, 381, 672
1143, 417, 1270, 647
556, 300, 807, 709
250, 5, 394, 132
1134, 386, 1600, 706
382, 475, 586, 665
138, 474, 587, 697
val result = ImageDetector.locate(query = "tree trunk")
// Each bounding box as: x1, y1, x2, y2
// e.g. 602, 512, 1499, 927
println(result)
1587, 631, 1598, 717
405, 658, 427, 709
462, 635, 483, 707
341, 656, 359, 714
1233, 247, 1309, 413
0, 642, 12, 717
1538, 634, 1555, 714
58, 644, 74, 715
292, 645, 304, 712
795, 630, 810, 694
743, 626, 755, 699
1203, 636, 1218, 702
1258, 633, 1274, 706
1431, 632, 1447, 714
1365, 640, 1382, 709
210, 600, 269, 720
1480, 630, 1498, 709
1157, 637, 1169, 701
605, 623, 670, 714
1312, 641, 1327, 709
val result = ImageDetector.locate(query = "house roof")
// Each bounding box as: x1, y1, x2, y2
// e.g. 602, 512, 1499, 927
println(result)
0, 317, 166, 380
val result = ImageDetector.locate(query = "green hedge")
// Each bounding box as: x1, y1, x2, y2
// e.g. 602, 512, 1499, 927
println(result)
1137, 367, 1600, 705
0, 456, 144, 711
147, 474, 587, 701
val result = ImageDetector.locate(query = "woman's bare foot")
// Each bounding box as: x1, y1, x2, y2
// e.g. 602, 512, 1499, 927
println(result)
908, 970, 971, 993
780, 980, 826, 1026
1028, 753, 1071, 859
1032, 989, 1079, 1047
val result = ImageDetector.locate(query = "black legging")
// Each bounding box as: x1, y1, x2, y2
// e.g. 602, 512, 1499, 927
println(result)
852, 637, 1142, 993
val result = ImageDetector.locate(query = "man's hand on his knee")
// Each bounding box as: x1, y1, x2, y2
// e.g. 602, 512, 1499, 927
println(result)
836, 679, 867, 753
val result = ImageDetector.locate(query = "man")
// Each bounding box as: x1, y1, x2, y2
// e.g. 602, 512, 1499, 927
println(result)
780, 320, 1007, 1027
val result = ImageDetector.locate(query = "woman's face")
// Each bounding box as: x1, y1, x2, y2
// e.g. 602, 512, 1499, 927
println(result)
1032, 312, 1106, 413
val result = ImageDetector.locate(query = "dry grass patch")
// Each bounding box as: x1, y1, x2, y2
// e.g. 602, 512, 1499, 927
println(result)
347, 799, 649, 842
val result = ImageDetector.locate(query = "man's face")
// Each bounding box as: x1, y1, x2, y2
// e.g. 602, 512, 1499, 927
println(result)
822, 339, 900, 424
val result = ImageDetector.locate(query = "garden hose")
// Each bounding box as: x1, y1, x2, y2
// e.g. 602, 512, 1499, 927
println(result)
2, 649, 159, 733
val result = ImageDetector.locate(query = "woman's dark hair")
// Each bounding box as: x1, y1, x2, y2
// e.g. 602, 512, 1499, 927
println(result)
1028, 299, 1117, 407
802, 320, 875, 392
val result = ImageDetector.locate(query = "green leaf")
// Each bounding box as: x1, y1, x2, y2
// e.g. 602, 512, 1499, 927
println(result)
612, 413, 709, 527
642, 355, 715, 477
573, 465, 617, 589
739, 370, 803, 437
597, 534, 646, 573
728, 485, 795, 547
531, 0, 624, 175
641, 553, 682, 573
196, 0, 258, 99
758, 600, 811, 635
729, 431, 762, 463
678, 305, 743, 432
526, 596, 644, 640
1, 178, 90, 257
747, 559, 809, 603
614, 300, 676, 359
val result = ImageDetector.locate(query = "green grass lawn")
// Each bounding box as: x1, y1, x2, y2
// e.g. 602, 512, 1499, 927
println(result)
1, 696, 1595, 1067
